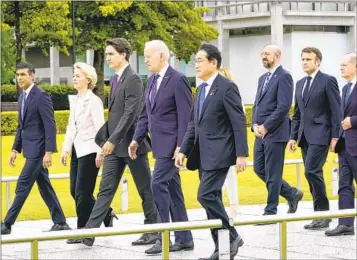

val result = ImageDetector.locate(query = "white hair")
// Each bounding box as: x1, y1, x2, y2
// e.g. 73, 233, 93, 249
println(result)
73, 62, 98, 89
145, 40, 170, 60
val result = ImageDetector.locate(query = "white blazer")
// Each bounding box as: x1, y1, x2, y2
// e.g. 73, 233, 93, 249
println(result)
62, 90, 105, 158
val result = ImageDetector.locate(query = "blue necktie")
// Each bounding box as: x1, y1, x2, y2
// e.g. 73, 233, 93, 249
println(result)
261, 72, 271, 95
149, 74, 160, 108
21, 92, 27, 121
303, 76, 312, 104
345, 82, 353, 105
198, 82, 208, 116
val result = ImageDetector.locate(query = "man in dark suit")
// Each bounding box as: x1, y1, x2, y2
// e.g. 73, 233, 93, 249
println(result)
252, 45, 303, 218
175, 43, 248, 260
326, 52, 357, 236
288, 47, 342, 230
129, 40, 193, 254
82, 38, 157, 246
1, 62, 70, 235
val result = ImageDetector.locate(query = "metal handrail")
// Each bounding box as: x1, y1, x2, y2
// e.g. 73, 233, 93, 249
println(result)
2, 209, 356, 260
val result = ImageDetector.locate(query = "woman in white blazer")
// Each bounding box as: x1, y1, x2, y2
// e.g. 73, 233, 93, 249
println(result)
61, 62, 116, 243
219, 67, 246, 220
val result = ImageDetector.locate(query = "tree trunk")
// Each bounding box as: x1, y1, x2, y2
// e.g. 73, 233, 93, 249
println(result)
93, 48, 105, 103
14, 1, 22, 96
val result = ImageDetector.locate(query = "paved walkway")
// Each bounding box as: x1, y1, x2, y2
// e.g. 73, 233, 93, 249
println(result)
1, 200, 356, 259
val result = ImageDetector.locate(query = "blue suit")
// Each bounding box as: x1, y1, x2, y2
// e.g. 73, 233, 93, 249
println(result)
134, 66, 193, 243
252, 65, 297, 214
291, 71, 342, 211
335, 82, 357, 226
5, 85, 66, 226
181, 74, 248, 246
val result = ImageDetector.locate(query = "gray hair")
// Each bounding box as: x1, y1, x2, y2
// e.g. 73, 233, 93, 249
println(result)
144, 40, 170, 61
73, 62, 98, 90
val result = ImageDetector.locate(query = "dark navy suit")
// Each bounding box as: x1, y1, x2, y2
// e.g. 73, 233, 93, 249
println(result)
252, 65, 297, 214
180, 74, 248, 246
335, 81, 357, 226
5, 85, 66, 226
134, 65, 193, 243
291, 71, 342, 211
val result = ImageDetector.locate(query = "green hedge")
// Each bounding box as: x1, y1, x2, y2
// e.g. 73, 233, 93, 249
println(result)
1, 107, 295, 135
1, 84, 111, 110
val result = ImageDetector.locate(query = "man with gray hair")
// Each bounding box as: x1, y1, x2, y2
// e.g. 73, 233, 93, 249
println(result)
129, 40, 194, 254
326, 52, 357, 236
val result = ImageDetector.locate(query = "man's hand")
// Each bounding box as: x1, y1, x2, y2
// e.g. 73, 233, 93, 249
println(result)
60, 151, 69, 166
174, 153, 186, 169
95, 154, 104, 168
287, 140, 297, 152
172, 147, 181, 160
341, 117, 352, 130
257, 125, 268, 138
9, 151, 17, 167
102, 141, 115, 156
43, 152, 52, 169
253, 124, 263, 138
236, 156, 247, 173
330, 138, 338, 153
128, 141, 139, 160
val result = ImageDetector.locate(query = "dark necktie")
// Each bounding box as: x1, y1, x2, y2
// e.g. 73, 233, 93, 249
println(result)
345, 82, 353, 105
21, 92, 27, 121
303, 76, 312, 104
198, 82, 208, 116
149, 74, 160, 108
261, 72, 271, 95
110, 74, 119, 100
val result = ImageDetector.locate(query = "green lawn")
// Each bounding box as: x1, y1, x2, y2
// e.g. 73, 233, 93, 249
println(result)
1, 131, 341, 221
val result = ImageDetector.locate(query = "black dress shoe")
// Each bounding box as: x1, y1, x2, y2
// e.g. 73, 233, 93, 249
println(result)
170, 241, 194, 252
1, 222, 11, 235
49, 223, 71, 231
82, 237, 95, 247
198, 251, 218, 260
230, 236, 244, 259
304, 219, 332, 230
103, 211, 118, 227
145, 239, 172, 255
66, 238, 82, 244
287, 190, 304, 213
325, 224, 355, 236
132, 233, 158, 246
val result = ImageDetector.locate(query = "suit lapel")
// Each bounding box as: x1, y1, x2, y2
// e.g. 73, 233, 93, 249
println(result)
345, 83, 356, 110
109, 66, 130, 110
305, 71, 321, 106
257, 66, 281, 104
198, 76, 219, 124
151, 66, 173, 112
23, 86, 37, 123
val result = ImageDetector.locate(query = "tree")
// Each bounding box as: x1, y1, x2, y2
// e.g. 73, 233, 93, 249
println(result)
1, 23, 16, 84
74, 1, 218, 101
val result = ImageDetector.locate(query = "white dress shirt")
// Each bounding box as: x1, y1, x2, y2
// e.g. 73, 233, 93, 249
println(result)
115, 63, 130, 81
156, 64, 169, 91
203, 72, 219, 98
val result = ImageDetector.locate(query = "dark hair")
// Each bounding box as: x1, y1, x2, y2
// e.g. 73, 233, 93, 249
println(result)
16, 62, 35, 74
301, 47, 323, 62
199, 43, 222, 69
106, 38, 131, 61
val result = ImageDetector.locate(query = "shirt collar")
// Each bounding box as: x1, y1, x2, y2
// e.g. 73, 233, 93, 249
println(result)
349, 76, 356, 86
307, 69, 319, 80
157, 64, 169, 79
205, 72, 219, 86
268, 64, 280, 76
116, 63, 129, 78
24, 83, 35, 95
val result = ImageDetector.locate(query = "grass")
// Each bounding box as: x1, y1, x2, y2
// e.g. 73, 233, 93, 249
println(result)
1, 130, 342, 222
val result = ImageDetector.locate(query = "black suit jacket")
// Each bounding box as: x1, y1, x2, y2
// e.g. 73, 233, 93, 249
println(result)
291, 71, 342, 146
180, 74, 248, 171
13, 85, 57, 159
95, 65, 151, 157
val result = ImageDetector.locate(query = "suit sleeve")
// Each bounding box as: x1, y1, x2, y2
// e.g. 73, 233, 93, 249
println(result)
91, 96, 105, 153
180, 88, 197, 156
108, 74, 143, 145
326, 76, 342, 138
223, 83, 249, 157
38, 91, 57, 153
175, 76, 192, 147
251, 78, 261, 132
290, 84, 301, 141
12, 100, 22, 152
62, 105, 74, 154
133, 102, 149, 144
263, 73, 293, 134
